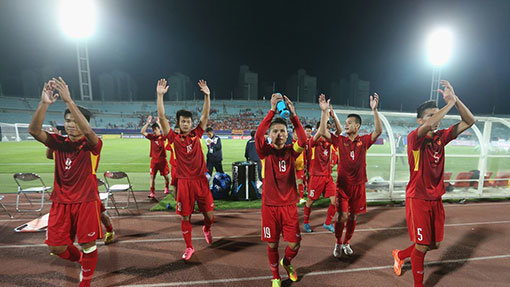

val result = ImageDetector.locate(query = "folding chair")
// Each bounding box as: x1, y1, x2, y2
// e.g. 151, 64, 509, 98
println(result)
14, 173, 51, 212
97, 178, 119, 216
103, 171, 139, 211
0, 195, 13, 218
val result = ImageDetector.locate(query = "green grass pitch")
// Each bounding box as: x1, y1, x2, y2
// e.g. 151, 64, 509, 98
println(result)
1, 138, 509, 208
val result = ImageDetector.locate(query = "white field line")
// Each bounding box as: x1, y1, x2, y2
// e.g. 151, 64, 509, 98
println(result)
119, 254, 510, 287
1, 220, 509, 249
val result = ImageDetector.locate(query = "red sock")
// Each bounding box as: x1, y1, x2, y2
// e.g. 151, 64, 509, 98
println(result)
57, 245, 81, 262
398, 244, 415, 260
303, 205, 311, 224
343, 219, 356, 244
150, 186, 155, 193
165, 181, 169, 189
181, 220, 193, 248
283, 245, 299, 265
298, 184, 304, 199
324, 204, 336, 225
334, 221, 345, 244
411, 247, 425, 287
267, 246, 280, 279
80, 248, 98, 286
204, 215, 214, 232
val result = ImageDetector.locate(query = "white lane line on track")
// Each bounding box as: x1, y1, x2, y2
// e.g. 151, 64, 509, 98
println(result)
3, 200, 510, 223
2, 220, 509, 249
118, 254, 510, 287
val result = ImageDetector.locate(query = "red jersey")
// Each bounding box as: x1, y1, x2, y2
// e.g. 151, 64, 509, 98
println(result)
145, 134, 167, 162
165, 142, 177, 167
309, 137, 333, 176
332, 133, 375, 186
44, 133, 102, 203
165, 126, 207, 179
406, 126, 456, 200
256, 110, 307, 206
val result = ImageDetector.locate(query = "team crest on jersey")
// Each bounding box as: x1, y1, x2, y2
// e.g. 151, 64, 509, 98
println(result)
437, 139, 442, 145
356, 141, 362, 147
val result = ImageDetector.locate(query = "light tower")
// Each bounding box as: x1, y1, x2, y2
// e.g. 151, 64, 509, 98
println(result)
60, 0, 96, 101
426, 28, 452, 104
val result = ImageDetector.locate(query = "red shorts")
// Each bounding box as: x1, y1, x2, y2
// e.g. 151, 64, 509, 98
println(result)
335, 190, 349, 213
261, 204, 301, 243
45, 200, 103, 246
308, 175, 336, 200
338, 183, 367, 214
170, 164, 177, 186
150, 159, 169, 176
406, 197, 445, 245
176, 177, 214, 216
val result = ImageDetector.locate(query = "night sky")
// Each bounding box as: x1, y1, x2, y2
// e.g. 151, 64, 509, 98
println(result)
1, 0, 509, 114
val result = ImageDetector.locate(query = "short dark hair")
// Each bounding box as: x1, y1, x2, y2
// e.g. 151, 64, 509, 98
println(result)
251, 130, 256, 137
151, 123, 159, 130
176, 109, 193, 122
304, 124, 313, 130
416, 100, 438, 119
315, 121, 321, 129
347, 113, 362, 125
269, 118, 287, 129
205, 127, 213, 133
64, 106, 91, 122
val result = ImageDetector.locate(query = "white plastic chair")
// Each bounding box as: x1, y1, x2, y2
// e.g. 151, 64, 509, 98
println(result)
103, 171, 139, 211
14, 173, 51, 212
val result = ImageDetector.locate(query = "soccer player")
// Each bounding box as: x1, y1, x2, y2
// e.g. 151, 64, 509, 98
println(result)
156, 78, 214, 261
45, 143, 115, 245
317, 93, 382, 257
141, 115, 170, 198
28, 77, 102, 287
205, 127, 224, 175
302, 107, 343, 233
392, 80, 475, 287
256, 93, 307, 287
292, 131, 307, 204
165, 125, 180, 200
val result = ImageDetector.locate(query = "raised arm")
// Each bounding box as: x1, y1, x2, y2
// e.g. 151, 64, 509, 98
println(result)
284, 95, 306, 147
370, 93, 383, 142
442, 81, 475, 138
28, 81, 59, 144
329, 103, 342, 136
255, 94, 280, 158
198, 80, 211, 130
140, 115, 152, 136
417, 89, 456, 138
156, 79, 170, 135
53, 77, 98, 146
317, 94, 332, 142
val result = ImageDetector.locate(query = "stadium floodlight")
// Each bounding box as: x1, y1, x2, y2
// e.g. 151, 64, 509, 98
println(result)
426, 28, 452, 67
427, 28, 452, 103
60, 0, 96, 39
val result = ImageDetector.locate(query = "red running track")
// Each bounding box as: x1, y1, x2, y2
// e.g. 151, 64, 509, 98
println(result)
1, 194, 509, 287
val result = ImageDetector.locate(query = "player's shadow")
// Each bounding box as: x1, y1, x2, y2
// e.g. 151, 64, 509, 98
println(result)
297, 218, 407, 278
355, 206, 393, 225
96, 231, 261, 286
424, 227, 492, 287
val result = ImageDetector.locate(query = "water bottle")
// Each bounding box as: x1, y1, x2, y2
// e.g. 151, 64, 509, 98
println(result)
276, 98, 290, 119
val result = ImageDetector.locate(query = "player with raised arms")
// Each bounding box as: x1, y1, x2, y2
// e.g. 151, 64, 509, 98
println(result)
256, 93, 307, 287
156, 78, 214, 261
392, 80, 475, 286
